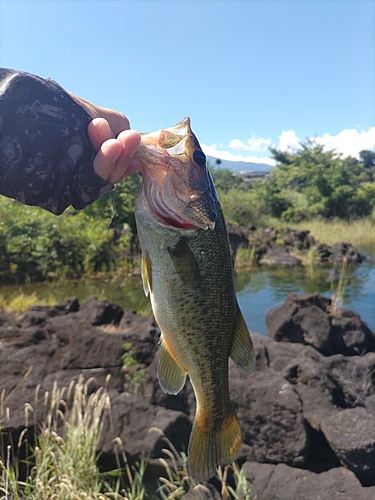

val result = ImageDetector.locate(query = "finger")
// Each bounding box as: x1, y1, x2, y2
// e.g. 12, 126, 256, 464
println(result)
88, 118, 115, 151
93, 138, 123, 182
107, 130, 141, 184
117, 129, 141, 157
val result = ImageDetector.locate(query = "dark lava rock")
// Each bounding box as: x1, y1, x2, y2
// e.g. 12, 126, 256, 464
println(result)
226, 223, 250, 256
260, 248, 302, 266
329, 242, 367, 263
267, 293, 375, 356
79, 295, 124, 325
321, 407, 375, 486
281, 227, 315, 250
0, 310, 17, 327
250, 330, 375, 488
117, 309, 160, 365
242, 461, 375, 500
324, 353, 375, 407
98, 391, 191, 464
226, 224, 367, 268
1, 295, 375, 496
231, 365, 309, 466
19, 296, 79, 328
0, 296, 158, 438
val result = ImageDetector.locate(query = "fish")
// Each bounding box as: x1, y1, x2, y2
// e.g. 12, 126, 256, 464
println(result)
133, 117, 255, 482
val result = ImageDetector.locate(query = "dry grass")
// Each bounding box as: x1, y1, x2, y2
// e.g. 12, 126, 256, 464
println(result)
0, 379, 252, 500
1, 376, 113, 499
282, 218, 375, 253
0, 292, 57, 316
149, 427, 255, 500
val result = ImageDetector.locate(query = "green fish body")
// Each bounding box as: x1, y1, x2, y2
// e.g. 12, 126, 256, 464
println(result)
134, 118, 255, 482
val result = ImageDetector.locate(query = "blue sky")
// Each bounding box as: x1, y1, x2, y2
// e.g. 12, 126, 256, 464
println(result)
1, 0, 374, 166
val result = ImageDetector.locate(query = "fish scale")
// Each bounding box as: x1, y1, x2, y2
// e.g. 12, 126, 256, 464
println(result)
134, 117, 255, 482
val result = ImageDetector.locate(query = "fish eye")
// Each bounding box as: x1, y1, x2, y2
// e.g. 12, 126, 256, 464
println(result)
193, 150, 206, 166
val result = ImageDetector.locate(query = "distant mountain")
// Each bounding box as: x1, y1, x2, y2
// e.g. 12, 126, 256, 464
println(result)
206, 155, 274, 173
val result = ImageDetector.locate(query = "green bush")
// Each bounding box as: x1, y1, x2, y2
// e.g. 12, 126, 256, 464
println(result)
263, 144, 375, 221
0, 198, 131, 284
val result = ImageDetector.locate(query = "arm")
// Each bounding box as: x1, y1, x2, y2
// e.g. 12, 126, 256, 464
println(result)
0, 68, 140, 215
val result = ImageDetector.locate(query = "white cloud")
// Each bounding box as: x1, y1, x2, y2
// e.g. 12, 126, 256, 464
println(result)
229, 134, 271, 152
313, 127, 375, 158
278, 130, 301, 153
277, 127, 375, 159
201, 143, 276, 166
201, 127, 375, 168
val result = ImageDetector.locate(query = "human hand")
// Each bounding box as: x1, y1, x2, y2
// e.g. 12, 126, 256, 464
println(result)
68, 93, 141, 184
88, 118, 141, 184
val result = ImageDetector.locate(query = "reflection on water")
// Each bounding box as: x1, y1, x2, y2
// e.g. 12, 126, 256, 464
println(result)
0, 275, 152, 319
1, 261, 374, 337
236, 261, 375, 335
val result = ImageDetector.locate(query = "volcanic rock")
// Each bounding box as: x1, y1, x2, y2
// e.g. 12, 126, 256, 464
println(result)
242, 462, 375, 500
266, 292, 375, 355
1, 294, 375, 497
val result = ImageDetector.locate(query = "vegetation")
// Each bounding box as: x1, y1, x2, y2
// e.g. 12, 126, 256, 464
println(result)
0, 144, 374, 285
0, 378, 253, 499
0, 292, 56, 315
277, 218, 375, 253
265, 145, 375, 222
210, 146, 375, 227
0, 174, 141, 285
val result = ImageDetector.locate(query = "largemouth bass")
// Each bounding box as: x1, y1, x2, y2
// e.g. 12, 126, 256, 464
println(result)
134, 118, 255, 482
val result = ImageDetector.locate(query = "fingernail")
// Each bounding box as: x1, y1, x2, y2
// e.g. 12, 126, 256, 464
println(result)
98, 119, 115, 142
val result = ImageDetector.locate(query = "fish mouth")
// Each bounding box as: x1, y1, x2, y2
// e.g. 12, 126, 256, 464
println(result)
142, 172, 216, 231
135, 117, 218, 231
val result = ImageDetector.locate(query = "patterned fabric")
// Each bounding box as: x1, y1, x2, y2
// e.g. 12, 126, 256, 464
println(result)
0, 68, 113, 215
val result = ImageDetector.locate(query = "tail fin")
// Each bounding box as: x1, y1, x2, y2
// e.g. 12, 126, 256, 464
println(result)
188, 408, 242, 483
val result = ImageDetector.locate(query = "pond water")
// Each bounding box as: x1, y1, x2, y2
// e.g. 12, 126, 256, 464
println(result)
1, 257, 374, 336
236, 259, 375, 335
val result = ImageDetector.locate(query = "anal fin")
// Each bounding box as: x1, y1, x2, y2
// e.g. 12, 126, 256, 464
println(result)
158, 338, 186, 395
230, 302, 256, 373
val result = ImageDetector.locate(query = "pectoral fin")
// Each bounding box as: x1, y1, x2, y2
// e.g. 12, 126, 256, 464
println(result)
230, 302, 256, 373
141, 253, 152, 297
158, 338, 187, 395
167, 239, 201, 288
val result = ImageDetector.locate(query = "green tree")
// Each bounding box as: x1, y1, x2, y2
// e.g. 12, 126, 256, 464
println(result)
209, 162, 245, 191
263, 141, 375, 221
359, 149, 375, 169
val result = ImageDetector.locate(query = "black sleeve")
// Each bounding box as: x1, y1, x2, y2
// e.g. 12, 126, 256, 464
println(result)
0, 68, 113, 215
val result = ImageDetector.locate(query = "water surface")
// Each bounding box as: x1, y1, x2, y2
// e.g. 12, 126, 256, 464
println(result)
1, 260, 374, 336
236, 260, 375, 335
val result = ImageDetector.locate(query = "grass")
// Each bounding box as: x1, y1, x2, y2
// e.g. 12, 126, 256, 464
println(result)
0, 292, 57, 316
233, 248, 259, 271
0, 377, 254, 500
328, 258, 349, 317
233, 217, 375, 272
1, 376, 113, 499
275, 217, 375, 254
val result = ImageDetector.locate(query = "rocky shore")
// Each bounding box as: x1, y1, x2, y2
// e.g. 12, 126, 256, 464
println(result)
226, 224, 368, 266
0, 294, 374, 499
